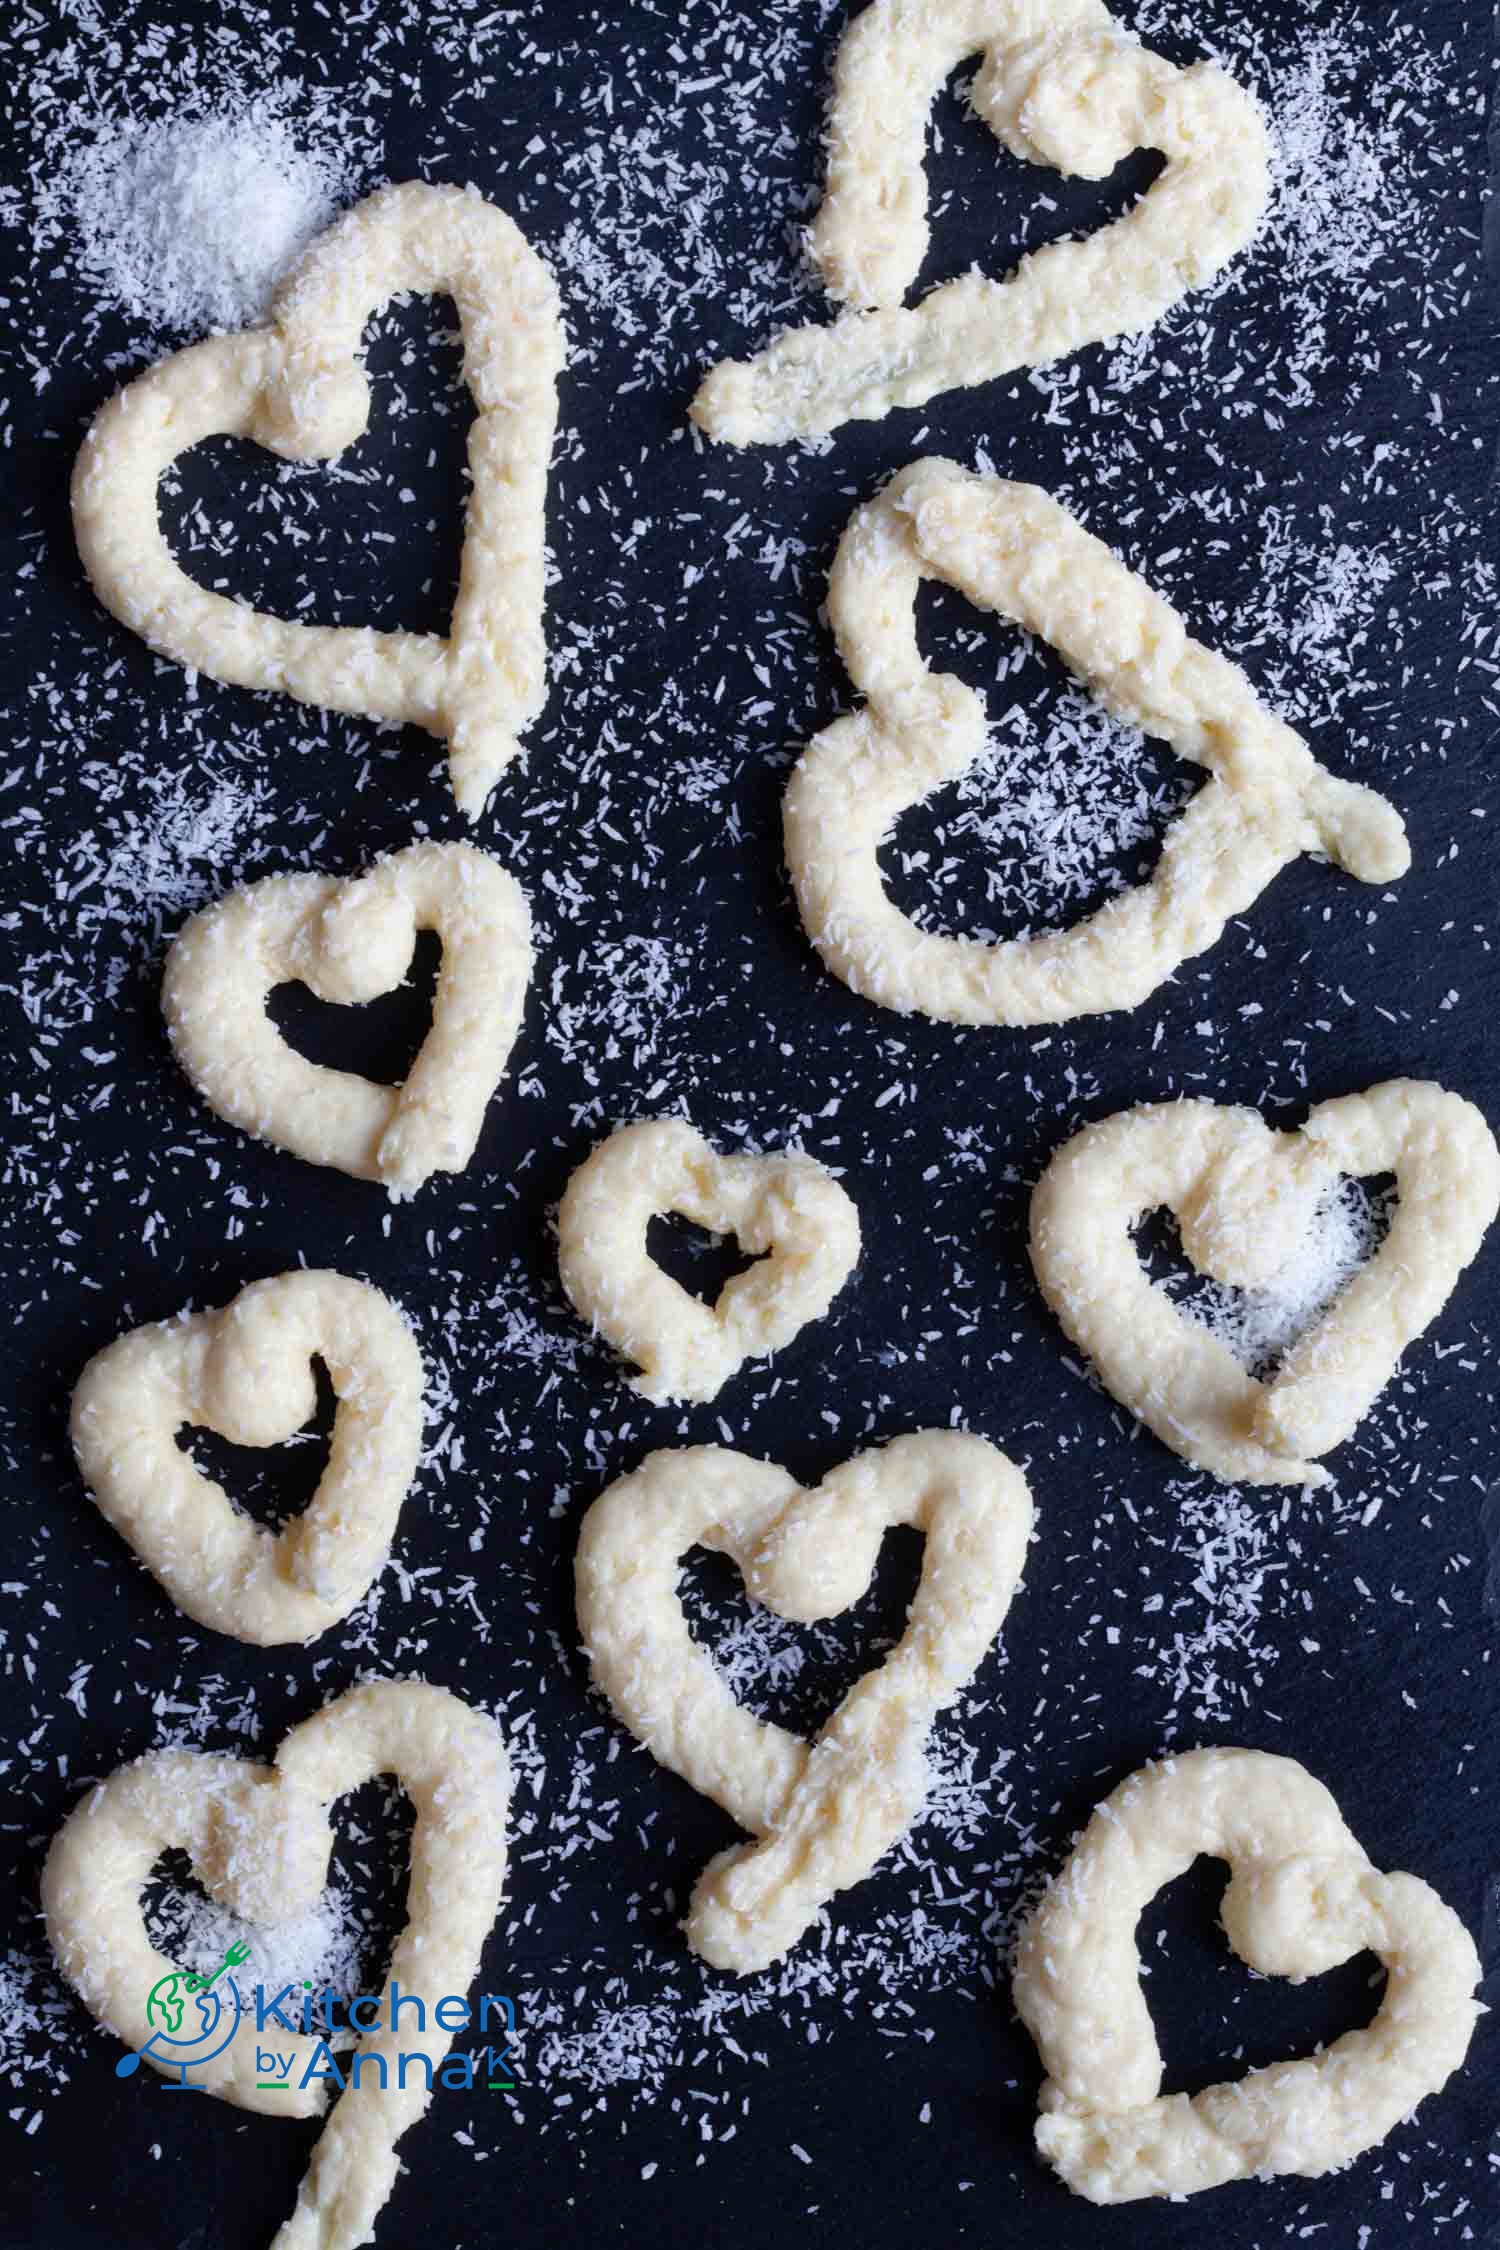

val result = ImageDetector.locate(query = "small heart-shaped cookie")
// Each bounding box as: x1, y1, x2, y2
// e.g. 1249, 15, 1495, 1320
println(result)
692, 0, 1270, 444
785, 460, 1409, 1026
71, 1270, 424, 1643
557, 1119, 861, 1403
1030, 1079, 1500, 1486
163, 841, 533, 1198
72, 181, 563, 818
1014, 1747, 1481, 2203
42, 1679, 510, 2250
576, 1432, 1033, 1973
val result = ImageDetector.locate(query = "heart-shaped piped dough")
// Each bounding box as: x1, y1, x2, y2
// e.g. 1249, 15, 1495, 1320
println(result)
163, 841, 533, 1198
72, 181, 563, 818
42, 1679, 510, 2250
71, 1271, 424, 1644
1030, 1079, 1500, 1487
692, 0, 1270, 444
785, 460, 1410, 1026
1014, 1747, 1481, 2203
557, 1119, 861, 1403
576, 1432, 1033, 1973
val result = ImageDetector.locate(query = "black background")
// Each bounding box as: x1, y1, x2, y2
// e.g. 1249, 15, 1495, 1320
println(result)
2, 2, 1498, 2246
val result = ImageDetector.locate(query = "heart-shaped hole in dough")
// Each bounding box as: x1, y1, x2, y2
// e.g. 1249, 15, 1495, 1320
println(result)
1138, 1857, 1383, 2100
879, 603, 1201, 943
644, 1211, 768, 1310
175, 1355, 339, 1534
158, 296, 474, 645
267, 927, 444, 1091
1132, 1174, 1394, 1385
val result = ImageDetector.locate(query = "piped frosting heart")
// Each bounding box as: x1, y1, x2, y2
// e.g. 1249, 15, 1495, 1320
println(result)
163, 840, 533, 1197
1029, 1078, 1500, 1485
72, 181, 564, 818
71, 1270, 425, 1643
1013, 1747, 1480, 2203
784, 459, 1410, 1026
557, 1118, 861, 1403
42, 1679, 510, 2250
575, 1431, 1033, 1973
692, 0, 1270, 444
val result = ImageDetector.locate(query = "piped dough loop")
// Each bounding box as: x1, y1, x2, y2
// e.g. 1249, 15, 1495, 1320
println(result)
784, 460, 1410, 1026
690, 0, 1270, 445
72, 181, 564, 818
1029, 1078, 1500, 1486
42, 1679, 511, 2250
70, 1270, 425, 1644
556, 1119, 861, 1403
163, 840, 533, 1198
1013, 1747, 1481, 2203
575, 1432, 1033, 1973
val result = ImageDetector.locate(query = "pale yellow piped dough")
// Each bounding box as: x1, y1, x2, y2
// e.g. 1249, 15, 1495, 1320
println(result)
1030, 1078, 1500, 1486
164, 841, 533, 1198
1013, 1748, 1481, 2203
72, 181, 564, 818
42, 1679, 511, 2250
71, 1271, 425, 1644
557, 1119, 861, 1403
576, 1432, 1033, 1973
785, 460, 1409, 1026
692, 0, 1270, 444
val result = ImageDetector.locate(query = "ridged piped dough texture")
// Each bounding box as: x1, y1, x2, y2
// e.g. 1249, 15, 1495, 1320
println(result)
163, 841, 533, 1198
784, 459, 1409, 1026
42, 1679, 511, 2250
1013, 1747, 1481, 2203
557, 1119, 861, 1403
72, 181, 564, 818
576, 1432, 1033, 1973
692, 0, 1270, 444
70, 1270, 425, 1644
1029, 1078, 1500, 1486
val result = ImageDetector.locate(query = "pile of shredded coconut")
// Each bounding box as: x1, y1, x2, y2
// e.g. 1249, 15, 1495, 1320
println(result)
42, 88, 368, 334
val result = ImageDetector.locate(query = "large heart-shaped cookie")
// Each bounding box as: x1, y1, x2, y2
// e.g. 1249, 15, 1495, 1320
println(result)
72, 181, 563, 818
785, 459, 1409, 1026
1013, 1747, 1481, 2203
163, 841, 533, 1198
557, 1118, 861, 1403
692, 0, 1270, 444
71, 1270, 425, 1643
42, 1679, 510, 2250
1029, 1079, 1500, 1486
575, 1432, 1033, 1973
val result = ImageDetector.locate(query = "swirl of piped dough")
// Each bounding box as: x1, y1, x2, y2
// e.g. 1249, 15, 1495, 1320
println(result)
72, 181, 564, 818
1013, 1747, 1481, 2204
784, 458, 1409, 1027
1028, 1078, 1500, 1486
691, 0, 1270, 445
557, 1118, 861, 1403
163, 841, 533, 1199
70, 1270, 425, 1644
